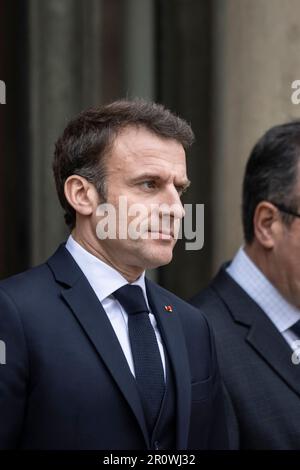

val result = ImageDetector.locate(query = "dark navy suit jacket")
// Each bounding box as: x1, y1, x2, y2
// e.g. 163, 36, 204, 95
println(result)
191, 265, 300, 449
0, 243, 228, 449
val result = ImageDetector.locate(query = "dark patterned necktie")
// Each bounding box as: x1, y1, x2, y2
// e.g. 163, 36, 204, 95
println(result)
291, 319, 300, 338
113, 284, 165, 433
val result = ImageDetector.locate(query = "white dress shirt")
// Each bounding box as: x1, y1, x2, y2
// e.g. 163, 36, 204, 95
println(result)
227, 246, 300, 350
65, 235, 166, 379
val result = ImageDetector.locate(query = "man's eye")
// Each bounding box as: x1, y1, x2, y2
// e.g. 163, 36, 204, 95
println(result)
141, 181, 156, 190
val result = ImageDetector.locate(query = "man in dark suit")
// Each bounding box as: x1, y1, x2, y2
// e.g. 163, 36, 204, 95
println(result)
0, 99, 228, 450
191, 121, 300, 449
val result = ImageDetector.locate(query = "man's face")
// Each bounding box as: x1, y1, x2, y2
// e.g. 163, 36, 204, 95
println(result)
272, 208, 300, 308
95, 125, 189, 271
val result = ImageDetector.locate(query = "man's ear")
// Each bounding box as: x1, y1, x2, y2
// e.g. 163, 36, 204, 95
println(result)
64, 175, 98, 217
253, 201, 281, 249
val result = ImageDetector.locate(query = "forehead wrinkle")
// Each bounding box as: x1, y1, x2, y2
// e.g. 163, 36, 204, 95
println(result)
111, 130, 187, 178
114, 135, 185, 162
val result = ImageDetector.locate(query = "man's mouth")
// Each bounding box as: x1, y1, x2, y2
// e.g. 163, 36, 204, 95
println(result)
147, 230, 174, 240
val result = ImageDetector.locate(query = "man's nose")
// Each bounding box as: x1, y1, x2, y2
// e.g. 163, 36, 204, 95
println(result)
160, 186, 185, 219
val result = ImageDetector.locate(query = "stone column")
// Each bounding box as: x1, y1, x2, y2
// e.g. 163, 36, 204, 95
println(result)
157, 0, 213, 298
29, 0, 102, 265
212, 0, 300, 270
0, 1, 6, 275
1, 0, 30, 277
123, 0, 156, 99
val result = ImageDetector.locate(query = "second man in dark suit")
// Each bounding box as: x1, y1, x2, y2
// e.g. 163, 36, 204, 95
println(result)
192, 121, 300, 449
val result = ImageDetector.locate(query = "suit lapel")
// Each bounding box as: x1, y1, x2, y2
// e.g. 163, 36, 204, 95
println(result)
246, 317, 300, 397
47, 244, 149, 446
146, 279, 191, 450
213, 266, 300, 398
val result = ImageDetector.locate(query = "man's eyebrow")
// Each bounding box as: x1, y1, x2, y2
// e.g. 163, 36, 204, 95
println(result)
131, 173, 191, 188
131, 173, 163, 182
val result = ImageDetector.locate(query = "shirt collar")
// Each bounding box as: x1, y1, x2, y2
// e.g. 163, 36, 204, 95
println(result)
65, 235, 147, 303
226, 246, 300, 333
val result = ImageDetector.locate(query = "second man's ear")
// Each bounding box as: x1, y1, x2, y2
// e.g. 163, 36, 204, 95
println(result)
253, 201, 282, 249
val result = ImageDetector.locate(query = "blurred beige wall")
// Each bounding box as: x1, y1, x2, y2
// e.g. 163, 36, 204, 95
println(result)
212, 0, 300, 271
4, 0, 300, 297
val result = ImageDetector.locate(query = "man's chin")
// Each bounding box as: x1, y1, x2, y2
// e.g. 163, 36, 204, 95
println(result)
144, 249, 174, 269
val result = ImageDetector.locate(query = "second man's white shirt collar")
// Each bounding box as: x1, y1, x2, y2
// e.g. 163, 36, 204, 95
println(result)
227, 246, 300, 334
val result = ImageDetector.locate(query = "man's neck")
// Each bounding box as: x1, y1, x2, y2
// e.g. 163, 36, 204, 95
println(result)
71, 231, 143, 283
244, 243, 270, 279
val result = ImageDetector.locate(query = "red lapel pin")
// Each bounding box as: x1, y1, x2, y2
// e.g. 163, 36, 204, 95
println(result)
164, 305, 173, 312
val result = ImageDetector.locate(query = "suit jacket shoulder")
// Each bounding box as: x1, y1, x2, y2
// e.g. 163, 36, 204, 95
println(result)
190, 264, 300, 450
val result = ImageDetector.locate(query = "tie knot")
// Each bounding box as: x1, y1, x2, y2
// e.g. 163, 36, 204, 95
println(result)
113, 284, 149, 315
